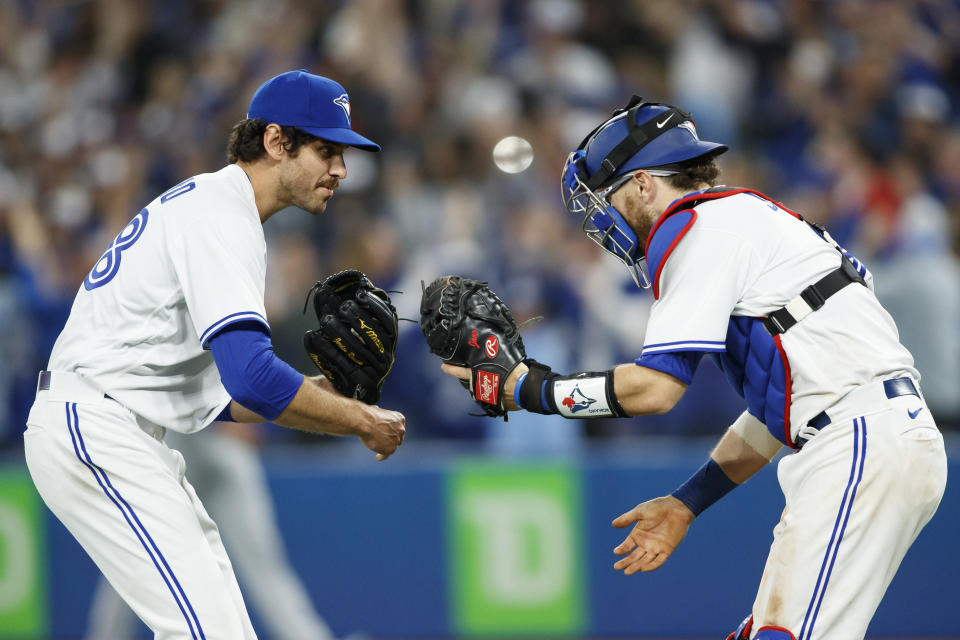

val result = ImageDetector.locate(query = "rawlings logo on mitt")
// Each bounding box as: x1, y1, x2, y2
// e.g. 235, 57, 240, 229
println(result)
420, 275, 529, 418
304, 270, 398, 404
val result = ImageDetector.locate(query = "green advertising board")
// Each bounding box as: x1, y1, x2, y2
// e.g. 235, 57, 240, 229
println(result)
0, 468, 47, 638
447, 461, 584, 636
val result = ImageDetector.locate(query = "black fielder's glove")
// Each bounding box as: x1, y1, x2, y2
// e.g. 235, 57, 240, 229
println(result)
304, 270, 398, 404
419, 276, 527, 418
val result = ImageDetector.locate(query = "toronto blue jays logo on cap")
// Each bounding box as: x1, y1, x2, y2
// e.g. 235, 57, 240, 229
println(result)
333, 94, 351, 123
561, 384, 597, 413
677, 120, 699, 139
245, 70, 380, 151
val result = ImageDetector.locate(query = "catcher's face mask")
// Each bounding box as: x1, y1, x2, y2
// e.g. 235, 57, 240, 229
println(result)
561, 96, 727, 289
562, 151, 650, 288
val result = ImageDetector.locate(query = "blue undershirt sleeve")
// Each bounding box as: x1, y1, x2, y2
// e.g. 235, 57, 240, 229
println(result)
215, 404, 234, 422
635, 351, 704, 385
208, 322, 304, 421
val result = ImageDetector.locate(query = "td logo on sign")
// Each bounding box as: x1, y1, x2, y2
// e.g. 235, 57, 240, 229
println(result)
447, 463, 584, 635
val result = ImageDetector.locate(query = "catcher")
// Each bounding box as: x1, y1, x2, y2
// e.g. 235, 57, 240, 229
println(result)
422, 97, 946, 640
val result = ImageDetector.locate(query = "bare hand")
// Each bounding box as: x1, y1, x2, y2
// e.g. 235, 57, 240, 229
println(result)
612, 496, 694, 575
440, 363, 470, 380
439, 362, 529, 411
359, 406, 406, 461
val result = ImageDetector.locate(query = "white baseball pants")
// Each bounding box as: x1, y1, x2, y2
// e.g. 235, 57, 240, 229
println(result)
24, 372, 257, 640
86, 427, 336, 640
750, 380, 947, 639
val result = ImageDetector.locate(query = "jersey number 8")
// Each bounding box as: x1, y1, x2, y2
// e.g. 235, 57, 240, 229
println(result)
83, 179, 196, 291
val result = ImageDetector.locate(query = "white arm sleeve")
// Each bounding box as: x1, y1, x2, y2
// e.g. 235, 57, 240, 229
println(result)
729, 410, 782, 460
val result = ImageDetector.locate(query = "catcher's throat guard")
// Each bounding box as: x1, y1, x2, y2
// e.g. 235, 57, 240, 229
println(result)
562, 95, 726, 289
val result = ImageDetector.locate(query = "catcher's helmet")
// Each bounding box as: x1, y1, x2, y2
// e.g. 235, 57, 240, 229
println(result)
562, 96, 727, 288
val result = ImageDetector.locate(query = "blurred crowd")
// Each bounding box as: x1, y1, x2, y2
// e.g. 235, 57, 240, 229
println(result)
1, 0, 958, 454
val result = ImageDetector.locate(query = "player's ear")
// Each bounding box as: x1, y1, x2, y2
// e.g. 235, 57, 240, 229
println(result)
632, 170, 656, 201
262, 124, 286, 161
633, 169, 663, 203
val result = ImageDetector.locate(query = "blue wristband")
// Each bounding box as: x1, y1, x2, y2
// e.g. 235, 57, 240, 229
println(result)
540, 380, 552, 412
671, 459, 737, 516
515, 360, 560, 414
514, 372, 528, 409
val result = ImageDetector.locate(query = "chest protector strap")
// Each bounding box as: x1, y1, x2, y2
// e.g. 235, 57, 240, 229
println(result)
763, 257, 866, 335
651, 188, 868, 335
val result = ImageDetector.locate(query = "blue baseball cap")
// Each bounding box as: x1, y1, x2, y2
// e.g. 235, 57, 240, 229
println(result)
247, 70, 380, 152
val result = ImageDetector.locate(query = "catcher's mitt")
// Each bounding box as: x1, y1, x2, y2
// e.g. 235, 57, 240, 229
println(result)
304, 270, 398, 404
420, 276, 527, 418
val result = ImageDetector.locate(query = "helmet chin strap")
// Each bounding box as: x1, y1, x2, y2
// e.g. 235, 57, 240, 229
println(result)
583, 101, 692, 191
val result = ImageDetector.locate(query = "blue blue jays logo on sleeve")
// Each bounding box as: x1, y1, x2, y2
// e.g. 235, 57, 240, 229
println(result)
333, 94, 351, 123
560, 384, 597, 413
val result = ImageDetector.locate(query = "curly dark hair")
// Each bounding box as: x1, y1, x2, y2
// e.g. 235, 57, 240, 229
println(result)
226, 119, 321, 163
665, 154, 722, 192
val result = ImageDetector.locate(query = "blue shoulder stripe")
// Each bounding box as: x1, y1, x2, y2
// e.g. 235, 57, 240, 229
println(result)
646, 209, 697, 299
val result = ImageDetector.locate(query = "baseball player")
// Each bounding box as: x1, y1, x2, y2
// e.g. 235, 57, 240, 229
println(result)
23, 69, 405, 639
441, 97, 947, 639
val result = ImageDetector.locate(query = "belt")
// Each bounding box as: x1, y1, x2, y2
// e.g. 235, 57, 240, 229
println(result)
796, 376, 920, 448
37, 370, 165, 440
37, 370, 113, 403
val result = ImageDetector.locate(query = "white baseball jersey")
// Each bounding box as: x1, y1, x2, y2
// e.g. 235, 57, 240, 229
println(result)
639, 191, 918, 443
48, 164, 268, 432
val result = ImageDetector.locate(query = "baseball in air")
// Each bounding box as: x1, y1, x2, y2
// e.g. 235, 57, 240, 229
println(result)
492, 136, 534, 173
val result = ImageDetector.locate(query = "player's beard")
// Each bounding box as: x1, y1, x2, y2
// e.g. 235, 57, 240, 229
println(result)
634, 208, 655, 248
616, 189, 656, 248
278, 165, 335, 215
300, 185, 332, 215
